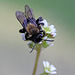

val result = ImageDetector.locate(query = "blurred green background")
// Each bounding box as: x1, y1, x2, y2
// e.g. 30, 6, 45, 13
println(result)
0, 0, 75, 75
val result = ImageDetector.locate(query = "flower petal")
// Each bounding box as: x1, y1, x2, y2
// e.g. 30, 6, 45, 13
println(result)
50, 64, 56, 71
51, 28, 56, 33
45, 69, 50, 74
43, 36, 47, 40
43, 61, 46, 67
45, 61, 50, 68
51, 33, 57, 37
50, 71, 57, 74
49, 25, 54, 29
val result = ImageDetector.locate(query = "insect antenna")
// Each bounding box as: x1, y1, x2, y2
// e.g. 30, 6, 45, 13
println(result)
43, 39, 54, 42
30, 43, 37, 53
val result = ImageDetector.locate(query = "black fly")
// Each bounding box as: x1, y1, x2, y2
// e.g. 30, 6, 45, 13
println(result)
15, 5, 54, 53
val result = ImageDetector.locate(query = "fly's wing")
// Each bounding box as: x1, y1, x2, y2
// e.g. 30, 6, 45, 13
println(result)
25, 5, 38, 27
30, 8, 35, 18
15, 11, 26, 28
25, 5, 35, 19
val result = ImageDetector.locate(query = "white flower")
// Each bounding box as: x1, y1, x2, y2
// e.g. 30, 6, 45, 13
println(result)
43, 61, 57, 74
21, 33, 26, 41
39, 19, 49, 27
40, 19, 57, 38
49, 25, 57, 37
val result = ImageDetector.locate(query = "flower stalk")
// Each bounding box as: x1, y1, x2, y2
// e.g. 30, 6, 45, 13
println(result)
32, 44, 41, 75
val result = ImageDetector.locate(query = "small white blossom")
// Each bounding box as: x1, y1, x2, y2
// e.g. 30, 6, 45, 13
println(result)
40, 20, 57, 38
21, 33, 26, 41
43, 61, 57, 74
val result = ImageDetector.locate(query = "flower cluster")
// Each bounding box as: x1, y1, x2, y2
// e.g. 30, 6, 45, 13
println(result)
21, 19, 57, 50
43, 61, 57, 74
40, 19, 57, 38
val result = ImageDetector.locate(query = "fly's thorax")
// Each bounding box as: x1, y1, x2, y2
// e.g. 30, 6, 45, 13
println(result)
26, 23, 39, 35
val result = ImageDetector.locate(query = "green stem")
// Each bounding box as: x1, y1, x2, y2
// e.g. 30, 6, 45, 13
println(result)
32, 44, 41, 75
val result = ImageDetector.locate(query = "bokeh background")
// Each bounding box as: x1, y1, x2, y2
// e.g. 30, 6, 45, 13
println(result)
0, 0, 75, 75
